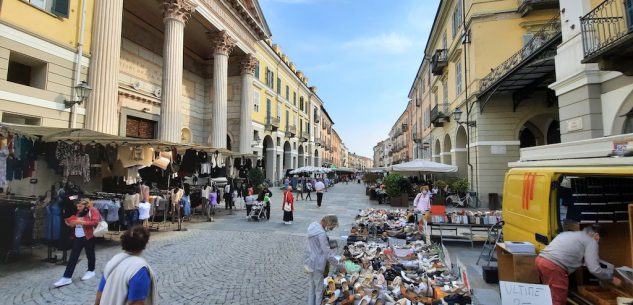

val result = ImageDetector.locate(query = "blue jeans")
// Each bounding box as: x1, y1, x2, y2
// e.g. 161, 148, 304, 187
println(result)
63, 237, 95, 278
10, 207, 34, 254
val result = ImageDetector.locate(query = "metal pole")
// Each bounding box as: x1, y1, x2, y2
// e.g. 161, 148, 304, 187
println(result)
70, 0, 87, 128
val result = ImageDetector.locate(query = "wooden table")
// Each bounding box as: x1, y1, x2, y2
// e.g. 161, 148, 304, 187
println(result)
496, 242, 540, 283
427, 222, 492, 248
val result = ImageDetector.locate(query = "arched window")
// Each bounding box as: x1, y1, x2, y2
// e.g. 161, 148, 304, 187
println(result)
624, 111, 633, 134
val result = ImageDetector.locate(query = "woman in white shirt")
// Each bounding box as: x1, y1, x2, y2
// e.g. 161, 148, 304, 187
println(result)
138, 201, 151, 228
413, 186, 431, 212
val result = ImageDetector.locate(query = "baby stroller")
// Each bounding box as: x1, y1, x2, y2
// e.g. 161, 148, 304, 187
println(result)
248, 201, 266, 221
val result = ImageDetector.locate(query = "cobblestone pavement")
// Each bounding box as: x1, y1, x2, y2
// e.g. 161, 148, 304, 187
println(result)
0, 183, 374, 305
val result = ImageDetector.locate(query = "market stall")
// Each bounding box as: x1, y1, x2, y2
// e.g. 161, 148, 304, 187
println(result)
0, 123, 257, 262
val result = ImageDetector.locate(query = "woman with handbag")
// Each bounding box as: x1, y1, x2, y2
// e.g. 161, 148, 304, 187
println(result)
53, 198, 101, 287
282, 185, 294, 225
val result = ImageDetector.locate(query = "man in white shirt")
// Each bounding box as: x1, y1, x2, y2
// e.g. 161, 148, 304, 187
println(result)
314, 179, 325, 207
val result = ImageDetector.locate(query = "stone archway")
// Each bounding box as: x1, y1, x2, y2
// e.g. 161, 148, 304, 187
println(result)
442, 134, 452, 165
455, 126, 467, 177
519, 121, 544, 148
283, 141, 292, 175
262, 135, 275, 182
547, 120, 561, 144
298, 145, 305, 167
434, 138, 442, 163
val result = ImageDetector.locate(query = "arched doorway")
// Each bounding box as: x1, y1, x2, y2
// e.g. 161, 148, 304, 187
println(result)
434, 139, 441, 163
519, 121, 543, 148
283, 141, 292, 175
547, 120, 561, 145
455, 126, 467, 177
262, 135, 275, 182
442, 134, 452, 165
298, 145, 305, 167
314, 149, 319, 167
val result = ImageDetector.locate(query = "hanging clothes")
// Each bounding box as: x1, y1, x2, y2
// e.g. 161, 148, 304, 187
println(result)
60, 154, 90, 183
45, 200, 62, 241
0, 146, 8, 188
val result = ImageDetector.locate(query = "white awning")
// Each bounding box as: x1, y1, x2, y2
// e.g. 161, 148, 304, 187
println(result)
390, 159, 458, 173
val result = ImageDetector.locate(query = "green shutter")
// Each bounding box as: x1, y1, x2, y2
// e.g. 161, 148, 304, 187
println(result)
52, 0, 70, 18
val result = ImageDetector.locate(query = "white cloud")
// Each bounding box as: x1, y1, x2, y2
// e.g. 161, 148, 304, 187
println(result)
341, 33, 414, 54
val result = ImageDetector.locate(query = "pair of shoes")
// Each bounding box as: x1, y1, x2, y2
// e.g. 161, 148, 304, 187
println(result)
53, 277, 72, 287
81, 271, 96, 281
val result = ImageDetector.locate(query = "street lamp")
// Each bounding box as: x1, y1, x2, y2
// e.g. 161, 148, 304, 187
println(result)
452, 107, 476, 127
64, 81, 92, 108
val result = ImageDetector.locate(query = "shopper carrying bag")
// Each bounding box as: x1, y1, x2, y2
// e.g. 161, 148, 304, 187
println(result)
282, 186, 294, 225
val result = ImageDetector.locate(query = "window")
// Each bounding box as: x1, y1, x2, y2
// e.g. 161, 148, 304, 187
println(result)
442, 31, 447, 50
299, 119, 303, 134
425, 109, 431, 128
253, 90, 260, 112
26, 0, 69, 18
285, 85, 289, 100
285, 110, 289, 128
254, 63, 260, 79
277, 102, 282, 120
299, 97, 304, 111
293, 92, 296, 106
265, 68, 274, 89
452, 0, 462, 38
277, 78, 281, 94
266, 98, 272, 117
126, 116, 156, 139
7, 52, 47, 89
442, 79, 448, 112
1, 112, 40, 126
455, 62, 462, 96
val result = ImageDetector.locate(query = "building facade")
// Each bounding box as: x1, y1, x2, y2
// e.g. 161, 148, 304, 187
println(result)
1, 0, 345, 185
0, 0, 95, 128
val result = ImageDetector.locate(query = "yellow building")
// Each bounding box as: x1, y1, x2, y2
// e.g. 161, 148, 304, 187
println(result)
0, 0, 94, 127
252, 39, 330, 181
406, 0, 561, 206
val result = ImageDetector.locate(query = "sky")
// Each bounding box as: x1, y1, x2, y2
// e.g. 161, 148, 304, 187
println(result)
258, 0, 440, 158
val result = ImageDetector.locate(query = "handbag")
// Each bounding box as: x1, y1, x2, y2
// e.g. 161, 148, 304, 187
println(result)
283, 192, 292, 212
89, 210, 109, 238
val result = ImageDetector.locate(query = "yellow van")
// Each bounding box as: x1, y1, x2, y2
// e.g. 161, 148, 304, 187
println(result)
502, 160, 633, 303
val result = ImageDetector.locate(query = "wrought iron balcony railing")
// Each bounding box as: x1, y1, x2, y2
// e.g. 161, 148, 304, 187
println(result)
430, 104, 449, 125
479, 16, 561, 95
431, 49, 448, 75
265, 116, 280, 131
285, 125, 296, 137
581, 0, 633, 59
300, 131, 309, 142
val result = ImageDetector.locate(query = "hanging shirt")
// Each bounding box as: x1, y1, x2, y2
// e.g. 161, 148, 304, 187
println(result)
138, 202, 151, 220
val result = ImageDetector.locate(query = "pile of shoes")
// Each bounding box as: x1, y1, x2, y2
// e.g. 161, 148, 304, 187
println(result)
322, 210, 473, 305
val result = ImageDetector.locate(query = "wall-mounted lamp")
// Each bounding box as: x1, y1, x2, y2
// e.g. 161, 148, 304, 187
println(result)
453, 107, 477, 127
64, 81, 92, 109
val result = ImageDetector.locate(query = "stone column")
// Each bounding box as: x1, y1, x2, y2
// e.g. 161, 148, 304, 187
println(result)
240, 54, 258, 154
210, 31, 236, 149
85, 0, 124, 135
159, 0, 196, 142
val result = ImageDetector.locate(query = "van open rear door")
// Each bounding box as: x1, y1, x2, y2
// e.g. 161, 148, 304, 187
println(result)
503, 170, 554, 251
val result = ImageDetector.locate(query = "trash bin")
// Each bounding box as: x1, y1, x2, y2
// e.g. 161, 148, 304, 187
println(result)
489, 193, 500, 210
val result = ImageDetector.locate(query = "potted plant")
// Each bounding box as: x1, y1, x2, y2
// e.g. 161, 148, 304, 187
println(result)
383, 173, 411, 207
451, 177, 470, 196
437, 111, 448, 123
433, 179, 448, 205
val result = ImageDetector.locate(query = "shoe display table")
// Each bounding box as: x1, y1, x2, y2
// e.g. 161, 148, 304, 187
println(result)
427, 222, 492, 248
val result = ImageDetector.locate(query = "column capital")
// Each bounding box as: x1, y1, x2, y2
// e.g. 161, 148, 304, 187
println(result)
240, 54, 259, 75
209, 30, 237, 56
162, 0, 197, 24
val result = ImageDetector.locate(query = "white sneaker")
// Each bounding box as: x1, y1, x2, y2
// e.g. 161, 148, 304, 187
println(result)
81, 271, 96, 281
53, 277, 72, 287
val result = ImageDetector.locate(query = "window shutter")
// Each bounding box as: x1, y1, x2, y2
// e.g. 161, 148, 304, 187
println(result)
52, 0, 70, 18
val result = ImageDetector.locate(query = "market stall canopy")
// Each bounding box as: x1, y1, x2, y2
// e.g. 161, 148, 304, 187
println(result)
289, 166, 333, 174
366, 167, 389, 173
335, 167, 357, 173
390, 159, 458, 173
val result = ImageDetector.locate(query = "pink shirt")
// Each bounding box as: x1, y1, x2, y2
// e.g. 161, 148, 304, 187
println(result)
414, 192, 431, 211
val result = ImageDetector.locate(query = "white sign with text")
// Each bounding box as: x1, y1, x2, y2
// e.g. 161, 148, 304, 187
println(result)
500, 281, 552, 305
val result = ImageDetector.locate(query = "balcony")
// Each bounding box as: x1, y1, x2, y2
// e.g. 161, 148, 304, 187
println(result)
285, 125, 296, 138
413, 132, 421, 143
315, 138, 323, 146
327, 128, 332, 135
265, 116, 280, 131
430, 104, 449, 127
300, 131, 309, 142
517, 0, 559, 16
401, 123, 408, 132
431, 49, 448, 75
581, 0, 633, 75
314, 114, 320, 123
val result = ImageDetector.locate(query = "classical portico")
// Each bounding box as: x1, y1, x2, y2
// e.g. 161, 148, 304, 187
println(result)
85, 0, 271, 149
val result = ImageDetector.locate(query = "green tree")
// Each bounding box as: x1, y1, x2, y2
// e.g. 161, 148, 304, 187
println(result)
383, 173, 411, 197
247, 168, 265, 191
